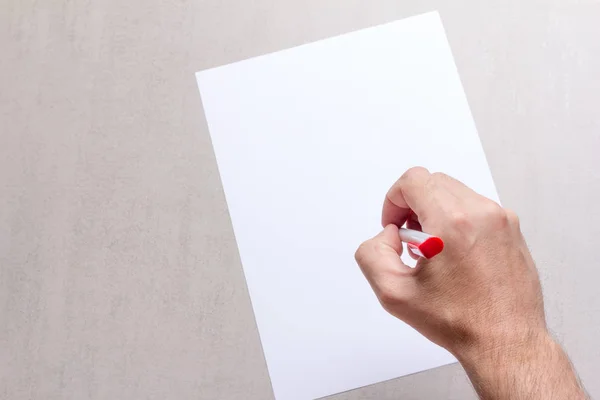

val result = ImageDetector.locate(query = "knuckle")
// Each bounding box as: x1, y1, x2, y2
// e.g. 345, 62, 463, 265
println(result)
431, 172, 449, 181
355, 239, 382, 265
402, 166, 429, 182
449, 211, 471, 230
487, 201, 505, 216
482, 201, 508, 225
354, 241, 371, 265
505, 208, 520, 226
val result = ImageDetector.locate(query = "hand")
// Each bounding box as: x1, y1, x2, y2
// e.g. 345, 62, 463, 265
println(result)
355, 166, 544, 355
354, 167, 587, 399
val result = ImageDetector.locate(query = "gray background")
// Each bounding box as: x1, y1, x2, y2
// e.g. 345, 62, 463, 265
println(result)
1, 0, 599, 399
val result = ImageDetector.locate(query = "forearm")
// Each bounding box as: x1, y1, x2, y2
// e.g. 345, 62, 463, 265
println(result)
457, 331, 587, 400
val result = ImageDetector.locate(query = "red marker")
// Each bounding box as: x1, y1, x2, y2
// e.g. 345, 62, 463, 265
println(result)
399, 228, 444, 259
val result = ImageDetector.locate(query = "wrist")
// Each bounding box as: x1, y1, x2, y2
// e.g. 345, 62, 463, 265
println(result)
452, 324, 552, 373
452, 327, 588, 400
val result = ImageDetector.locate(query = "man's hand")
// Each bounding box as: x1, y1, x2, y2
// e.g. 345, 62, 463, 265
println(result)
355, 167, 587, 399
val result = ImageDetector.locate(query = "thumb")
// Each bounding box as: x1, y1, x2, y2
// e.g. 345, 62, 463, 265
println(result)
355, 225, 417, 305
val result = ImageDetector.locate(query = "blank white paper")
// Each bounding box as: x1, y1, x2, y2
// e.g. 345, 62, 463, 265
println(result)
196, 11, 500, 400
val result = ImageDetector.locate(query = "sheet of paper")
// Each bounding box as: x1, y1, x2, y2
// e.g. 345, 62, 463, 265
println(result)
196, 11, 500, 400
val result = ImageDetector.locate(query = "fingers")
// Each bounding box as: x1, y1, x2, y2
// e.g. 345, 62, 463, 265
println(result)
355, 225, 417, 308
382, 167, 432, 227
355, 225, 404, 274
382, 168, 483, 229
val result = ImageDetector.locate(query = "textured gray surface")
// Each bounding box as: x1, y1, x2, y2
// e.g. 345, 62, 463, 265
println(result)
1, 1, 599, 399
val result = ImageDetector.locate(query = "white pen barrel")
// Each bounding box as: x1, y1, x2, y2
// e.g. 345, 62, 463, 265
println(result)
399, 228, 432, 244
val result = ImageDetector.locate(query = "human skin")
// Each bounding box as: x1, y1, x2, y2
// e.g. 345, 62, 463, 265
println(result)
354, 167, 588, 399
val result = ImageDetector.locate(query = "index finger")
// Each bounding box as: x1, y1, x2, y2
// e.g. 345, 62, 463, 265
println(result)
382, 167, 436, 227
